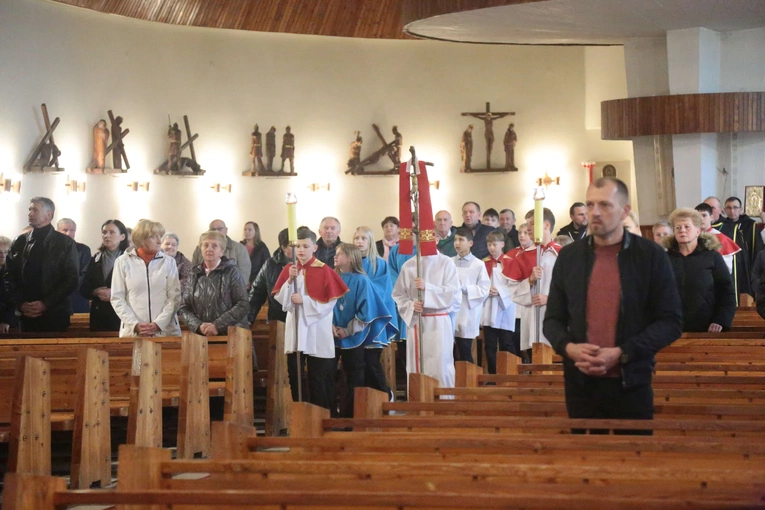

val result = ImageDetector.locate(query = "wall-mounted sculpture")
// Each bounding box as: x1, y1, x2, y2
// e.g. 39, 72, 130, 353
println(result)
87, 110, 130, 174
345, 124, 402, 176
243, 125, 297, 176
24, 104, 63, 173
460, 102, 517, 173
155, 115, 204, 175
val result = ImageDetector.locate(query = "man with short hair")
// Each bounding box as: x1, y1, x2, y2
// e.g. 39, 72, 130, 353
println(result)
57, 218, 91, 313
719, 197, 763, 291
435, 210, 457, 257
315, 216, 342, 268
481, 208, 499, 228
704, 196, 724, 228
7, 197, 79, 332
460, 201, 493, 259
544, 178, 682, 431
498, 209, 519, 251
557, 202, 588, 242
191, 219, 251, 282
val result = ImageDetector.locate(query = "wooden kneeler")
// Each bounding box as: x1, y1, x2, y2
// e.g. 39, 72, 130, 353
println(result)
71, 348, 112, 489
127, 339, 162, 448
116, 444, 170, 510
265, 320, 290, 436
225, 326, 254, 427
8, 356, 51, 476
408, 372, 439, 416
177, 332, 211, 458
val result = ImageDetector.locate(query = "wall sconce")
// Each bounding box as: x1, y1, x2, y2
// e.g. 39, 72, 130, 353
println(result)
430, 180, 440, 190
307, 183, 330, 192
65, 176, 86, 193
127, 181, 150, 192
0, 173, 22, 195
581, 161, 596, 183
210, 183, 232, 193
536, 172, 560, 188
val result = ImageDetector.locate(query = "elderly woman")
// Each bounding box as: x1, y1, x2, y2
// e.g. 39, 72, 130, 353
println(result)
111, 219, 181, 337
80, 220, 128, 331
161, 232, 192, 290
241, 221, 269, 288
664, 208, 736, 333
180, 230, 250, 336
0, 236, 17, 333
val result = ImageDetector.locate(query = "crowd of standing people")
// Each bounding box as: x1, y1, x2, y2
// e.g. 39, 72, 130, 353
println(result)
0, 180, 762, 422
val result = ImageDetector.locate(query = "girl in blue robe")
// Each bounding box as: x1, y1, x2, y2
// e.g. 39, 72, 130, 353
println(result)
354, 227, 402, 401
333, 243, 396, 415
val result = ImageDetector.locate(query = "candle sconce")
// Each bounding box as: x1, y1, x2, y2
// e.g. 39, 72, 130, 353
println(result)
536, 172, 560, 188
127, 181, 150, 192
0, 173, 22, 195
430, 180, 440, 190
65, 176, 86, 193
210, 183, 232, 193
307, 183, 330, 192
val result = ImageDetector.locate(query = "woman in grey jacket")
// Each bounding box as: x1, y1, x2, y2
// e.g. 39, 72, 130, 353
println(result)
179, 230, 250, 336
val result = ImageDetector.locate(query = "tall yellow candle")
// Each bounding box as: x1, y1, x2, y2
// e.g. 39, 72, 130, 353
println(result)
285, 192, 298, 243
533, 187, 545, 244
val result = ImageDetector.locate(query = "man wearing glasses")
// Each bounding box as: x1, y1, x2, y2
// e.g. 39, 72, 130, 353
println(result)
720, 197, 763, 299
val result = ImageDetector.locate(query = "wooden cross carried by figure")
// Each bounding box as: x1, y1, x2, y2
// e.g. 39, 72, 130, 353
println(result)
107, 110, 130, 171
345, 124, 402, 176
461, 102, 515, 172
154, 115, 204, 175
24, 104, 64, 173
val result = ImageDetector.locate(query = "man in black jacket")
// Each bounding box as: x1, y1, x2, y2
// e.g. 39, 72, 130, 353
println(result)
248, 228, 290, 324
57, 218, 91, 314
556, 202, 588, 242
315, 217, 341, 268
544, 178, 682, 431
460, 201, 493, 259
8, 197, 79, 332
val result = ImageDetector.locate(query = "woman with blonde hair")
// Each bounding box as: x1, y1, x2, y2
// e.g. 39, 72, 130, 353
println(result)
180, 230, 250, 336
333, 243, 396, 414
111, 219, 181, 337
664, 208, 735, 333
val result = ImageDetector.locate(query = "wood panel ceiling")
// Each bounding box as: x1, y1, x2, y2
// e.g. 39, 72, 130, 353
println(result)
49, 0, 543, 39
50, 0, 407, 39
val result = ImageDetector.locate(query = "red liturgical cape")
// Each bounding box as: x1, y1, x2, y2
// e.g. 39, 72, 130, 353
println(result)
484, 253, 513, 276
706, 228, 741, 257
272, 257, 349, 304
502, 242, 562, 282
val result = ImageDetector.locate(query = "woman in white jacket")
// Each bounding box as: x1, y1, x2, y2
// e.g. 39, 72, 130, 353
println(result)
111, 219, 181, 337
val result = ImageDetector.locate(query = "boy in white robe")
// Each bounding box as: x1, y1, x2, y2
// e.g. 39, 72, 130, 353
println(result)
504, 208, 561, 353
452, 228, 490, 364
273, 227, 348, 411
481, 230, 517, 374
392, 252, 461, 389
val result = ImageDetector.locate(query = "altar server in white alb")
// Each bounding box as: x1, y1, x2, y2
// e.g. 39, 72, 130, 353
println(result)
481, 229, 517, 374
504, 208, 561, 352
451, 227, 490, 364
391, 155, 460, 389
272, 226, 348, 411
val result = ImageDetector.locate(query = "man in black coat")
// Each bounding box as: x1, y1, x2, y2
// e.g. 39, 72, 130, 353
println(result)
556, 202, 588, 242
248, 228, 290, 324
7, 197, 79, 332
544, 178, 682, 432
315, 217, 341, 268
57, 218, 91, 314
719, 196, 763, 297
460, 201, 493, 259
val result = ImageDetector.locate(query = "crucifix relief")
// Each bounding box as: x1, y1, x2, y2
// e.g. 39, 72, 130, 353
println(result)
461, 102, 516, 172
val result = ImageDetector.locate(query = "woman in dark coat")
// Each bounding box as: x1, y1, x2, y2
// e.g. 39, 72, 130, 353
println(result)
241, 221, 269, 288
180, 230, 250, 336
80, 219, 128, 332
664, 208, 736, 333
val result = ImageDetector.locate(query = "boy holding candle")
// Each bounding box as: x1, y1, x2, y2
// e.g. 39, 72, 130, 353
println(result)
481, 230, 517, 374
504, 208, 561, 354
273, 226, 348, 411
452, 228, 491, 364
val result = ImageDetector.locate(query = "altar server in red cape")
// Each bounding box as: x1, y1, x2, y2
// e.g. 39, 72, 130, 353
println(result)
391, 157, 461, 389
273, 226, 348, 410
503, 208, 561, 352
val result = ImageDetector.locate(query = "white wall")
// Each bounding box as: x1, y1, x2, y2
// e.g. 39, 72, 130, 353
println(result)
0, 0, 632, 251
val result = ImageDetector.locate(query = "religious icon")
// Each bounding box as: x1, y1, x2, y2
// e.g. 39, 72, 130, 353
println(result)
745, 186, 765, 217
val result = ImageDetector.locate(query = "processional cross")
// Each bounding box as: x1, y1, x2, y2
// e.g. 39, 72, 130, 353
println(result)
461, 102, 515, 171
